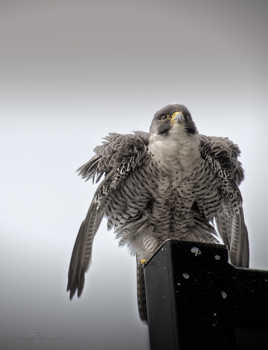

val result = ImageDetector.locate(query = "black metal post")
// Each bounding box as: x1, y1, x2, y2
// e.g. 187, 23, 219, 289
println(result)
144, 240, 268, 350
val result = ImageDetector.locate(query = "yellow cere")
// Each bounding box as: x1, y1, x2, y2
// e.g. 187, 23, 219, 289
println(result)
171, 111, 183, 124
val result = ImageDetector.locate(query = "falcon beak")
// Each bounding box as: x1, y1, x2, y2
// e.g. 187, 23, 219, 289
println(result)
170, 111, 183, 125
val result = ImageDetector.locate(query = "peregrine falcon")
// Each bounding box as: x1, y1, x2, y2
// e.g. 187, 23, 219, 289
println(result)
67, 104, 249, 320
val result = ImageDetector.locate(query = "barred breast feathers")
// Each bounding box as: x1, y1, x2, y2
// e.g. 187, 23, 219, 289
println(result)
67, 129, 249, 300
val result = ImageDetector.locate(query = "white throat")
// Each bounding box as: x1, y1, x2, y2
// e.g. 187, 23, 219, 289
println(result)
148, 124, 200, 175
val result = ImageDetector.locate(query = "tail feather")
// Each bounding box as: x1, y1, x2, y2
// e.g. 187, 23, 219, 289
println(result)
136, 257, 147, 322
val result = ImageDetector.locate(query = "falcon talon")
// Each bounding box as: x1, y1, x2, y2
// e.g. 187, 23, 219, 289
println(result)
140, 259, 147, 265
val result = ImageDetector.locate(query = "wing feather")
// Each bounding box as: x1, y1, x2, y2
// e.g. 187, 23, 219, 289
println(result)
229, 207, 249, 267
200, 135, 249, 267
67, 132, 149, 299
67, 184, 105, 299
215, 202, 232, 248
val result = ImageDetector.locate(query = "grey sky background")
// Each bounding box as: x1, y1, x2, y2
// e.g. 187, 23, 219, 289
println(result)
0, 1, 267, 349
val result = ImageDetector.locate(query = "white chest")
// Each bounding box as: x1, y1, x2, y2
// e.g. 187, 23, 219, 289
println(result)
148, 129, 201, 177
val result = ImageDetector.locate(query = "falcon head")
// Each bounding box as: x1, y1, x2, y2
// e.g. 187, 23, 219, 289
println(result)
149, 104, 197, 137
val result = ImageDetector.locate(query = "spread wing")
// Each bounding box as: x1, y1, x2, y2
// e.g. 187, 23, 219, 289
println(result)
200, 135, 249, 267
67, 131, 150, 299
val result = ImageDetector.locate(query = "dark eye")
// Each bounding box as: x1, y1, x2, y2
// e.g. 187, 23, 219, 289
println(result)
159, 114, 167, 120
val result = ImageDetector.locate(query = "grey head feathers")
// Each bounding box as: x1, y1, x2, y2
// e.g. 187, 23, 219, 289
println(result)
150, 104, 198, 136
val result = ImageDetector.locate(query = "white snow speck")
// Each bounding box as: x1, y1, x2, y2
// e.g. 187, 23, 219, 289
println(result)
221, 291, 228, 299
190, 247, 202, 256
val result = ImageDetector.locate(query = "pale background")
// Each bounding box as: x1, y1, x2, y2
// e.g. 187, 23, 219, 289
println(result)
0, 1, 267, 349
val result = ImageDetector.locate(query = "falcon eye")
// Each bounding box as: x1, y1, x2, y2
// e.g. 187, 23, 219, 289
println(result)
159, 114, 167, 120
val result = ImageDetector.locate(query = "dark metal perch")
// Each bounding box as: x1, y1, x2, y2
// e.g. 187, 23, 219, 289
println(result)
143, 240, 268, 350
